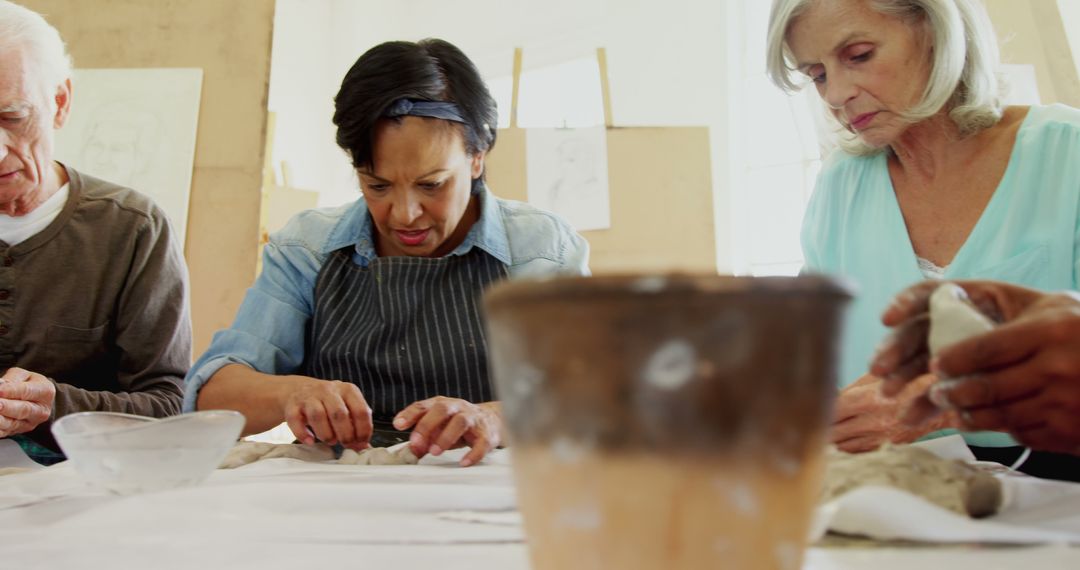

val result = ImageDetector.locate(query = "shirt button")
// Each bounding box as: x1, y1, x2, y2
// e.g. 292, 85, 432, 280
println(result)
0, 290, 9, 300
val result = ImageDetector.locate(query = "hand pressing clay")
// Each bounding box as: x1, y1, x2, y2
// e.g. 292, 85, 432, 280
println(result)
219, 441, 335, 469
823, 444, 1002, 518
928, 283, 995, 357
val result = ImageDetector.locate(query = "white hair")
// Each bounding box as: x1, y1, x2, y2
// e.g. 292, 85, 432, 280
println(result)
766, 0, 1005, 155
0, 0, 73, 105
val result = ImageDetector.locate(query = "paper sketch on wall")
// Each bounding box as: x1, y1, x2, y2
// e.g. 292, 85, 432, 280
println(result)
55, 68, 203, 246
526, 126, 611, 231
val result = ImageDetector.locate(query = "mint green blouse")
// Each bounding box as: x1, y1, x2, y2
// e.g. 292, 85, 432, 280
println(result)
801, 104, 1080, 447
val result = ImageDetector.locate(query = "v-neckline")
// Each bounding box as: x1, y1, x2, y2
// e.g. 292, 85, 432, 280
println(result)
882, 107, 1035, 279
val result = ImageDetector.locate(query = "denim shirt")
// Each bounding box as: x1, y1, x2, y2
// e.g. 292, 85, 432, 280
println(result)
183, 186, 589, 411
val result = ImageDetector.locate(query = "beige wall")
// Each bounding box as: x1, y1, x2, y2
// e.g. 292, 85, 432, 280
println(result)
486, 127, 717, 274
1059, 0, 1080, 83
22, 0, 276, 355
985, 0, 1080, 106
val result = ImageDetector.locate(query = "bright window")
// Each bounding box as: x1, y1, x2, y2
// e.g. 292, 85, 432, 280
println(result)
738, 0, 825, 276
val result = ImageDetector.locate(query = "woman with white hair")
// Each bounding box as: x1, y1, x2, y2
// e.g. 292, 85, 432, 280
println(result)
766, 0, 1080, 478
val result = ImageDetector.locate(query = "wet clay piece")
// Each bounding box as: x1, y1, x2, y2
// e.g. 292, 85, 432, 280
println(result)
928, 283, 995, 356
218, 441, 418, 468
824, 445, 1002, 518
219, 441, 335, 468
337, 446, 418, 465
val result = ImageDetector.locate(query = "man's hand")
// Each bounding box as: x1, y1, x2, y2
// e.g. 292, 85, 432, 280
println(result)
0, 368, 56, 437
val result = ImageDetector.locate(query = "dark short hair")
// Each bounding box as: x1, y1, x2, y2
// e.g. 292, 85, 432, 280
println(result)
333, 38, 498, 172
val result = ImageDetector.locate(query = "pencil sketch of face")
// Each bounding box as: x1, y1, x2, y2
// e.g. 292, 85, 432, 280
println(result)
554, 137, 597, 186
80, 103, 161, 186
546, 136, 601, 213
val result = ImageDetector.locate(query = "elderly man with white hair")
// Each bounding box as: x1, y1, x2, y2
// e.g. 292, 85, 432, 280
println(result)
0, 0, 191, 463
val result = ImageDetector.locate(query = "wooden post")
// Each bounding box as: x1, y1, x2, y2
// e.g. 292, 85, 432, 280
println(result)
597, 47, 614, 128
511, 47, 523, 128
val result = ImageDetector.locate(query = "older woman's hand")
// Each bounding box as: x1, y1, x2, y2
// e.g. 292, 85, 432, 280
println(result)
393, 397, 502, 467
0, 368, 55, 437
281, 377, 373, 451
830, 373, 958, 452
872, 280, 1080, 454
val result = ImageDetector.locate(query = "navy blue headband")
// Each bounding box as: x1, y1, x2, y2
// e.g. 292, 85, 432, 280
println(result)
383, 98, 467, 123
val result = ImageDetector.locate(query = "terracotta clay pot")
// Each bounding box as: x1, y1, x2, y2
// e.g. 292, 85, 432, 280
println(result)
484, 274, 851, 570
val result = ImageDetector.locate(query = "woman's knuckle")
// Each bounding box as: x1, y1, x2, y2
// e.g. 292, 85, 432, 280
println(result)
1044, 311, 1078, 339
1041, 353, 1076, 382
1060, 389, 1080, 414
1047, 412, 1074, 435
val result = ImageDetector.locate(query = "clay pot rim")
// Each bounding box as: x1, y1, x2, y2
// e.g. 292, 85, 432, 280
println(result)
485, 273, 854, 306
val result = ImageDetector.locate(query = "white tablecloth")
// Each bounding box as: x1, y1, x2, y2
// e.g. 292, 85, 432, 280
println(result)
1, 448, 1079, 569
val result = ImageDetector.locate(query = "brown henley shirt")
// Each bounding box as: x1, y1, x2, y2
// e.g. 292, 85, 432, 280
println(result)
2, 165, 192, 450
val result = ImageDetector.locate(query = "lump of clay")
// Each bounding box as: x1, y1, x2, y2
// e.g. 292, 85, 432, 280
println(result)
823, 445, 1002, 518
219, 441, 419, 468
219, 441, 335, 469
928, 283, 995, 356
337, 445, 419, 466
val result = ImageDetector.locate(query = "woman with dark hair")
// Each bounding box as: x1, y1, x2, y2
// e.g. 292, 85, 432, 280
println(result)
183, 39, 589, 467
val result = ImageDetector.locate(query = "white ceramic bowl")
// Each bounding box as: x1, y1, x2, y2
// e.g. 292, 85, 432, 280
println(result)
51, 410, 245, 495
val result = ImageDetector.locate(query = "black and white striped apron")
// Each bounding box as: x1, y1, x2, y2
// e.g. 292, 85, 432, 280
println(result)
303, 247, 509, 445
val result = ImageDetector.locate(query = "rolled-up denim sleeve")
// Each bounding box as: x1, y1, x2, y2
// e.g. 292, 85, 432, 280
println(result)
183, 238, 321, 411
562, 229, 591, 276
502, 200, 593, 279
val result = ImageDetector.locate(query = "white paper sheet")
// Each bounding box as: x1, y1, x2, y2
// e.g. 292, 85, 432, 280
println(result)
814, 435, 1080, 544
822, 485, 1080, 544
6, 440, 1080, 554
48, 481, 524, 544
0, 438, 43, 470
0, 461, 98, 510
526, 126, 611, 231
3, 446, 1080, 568
22, 448, 522, 547
55, 68, 204, 246
910, 434, 977, 462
